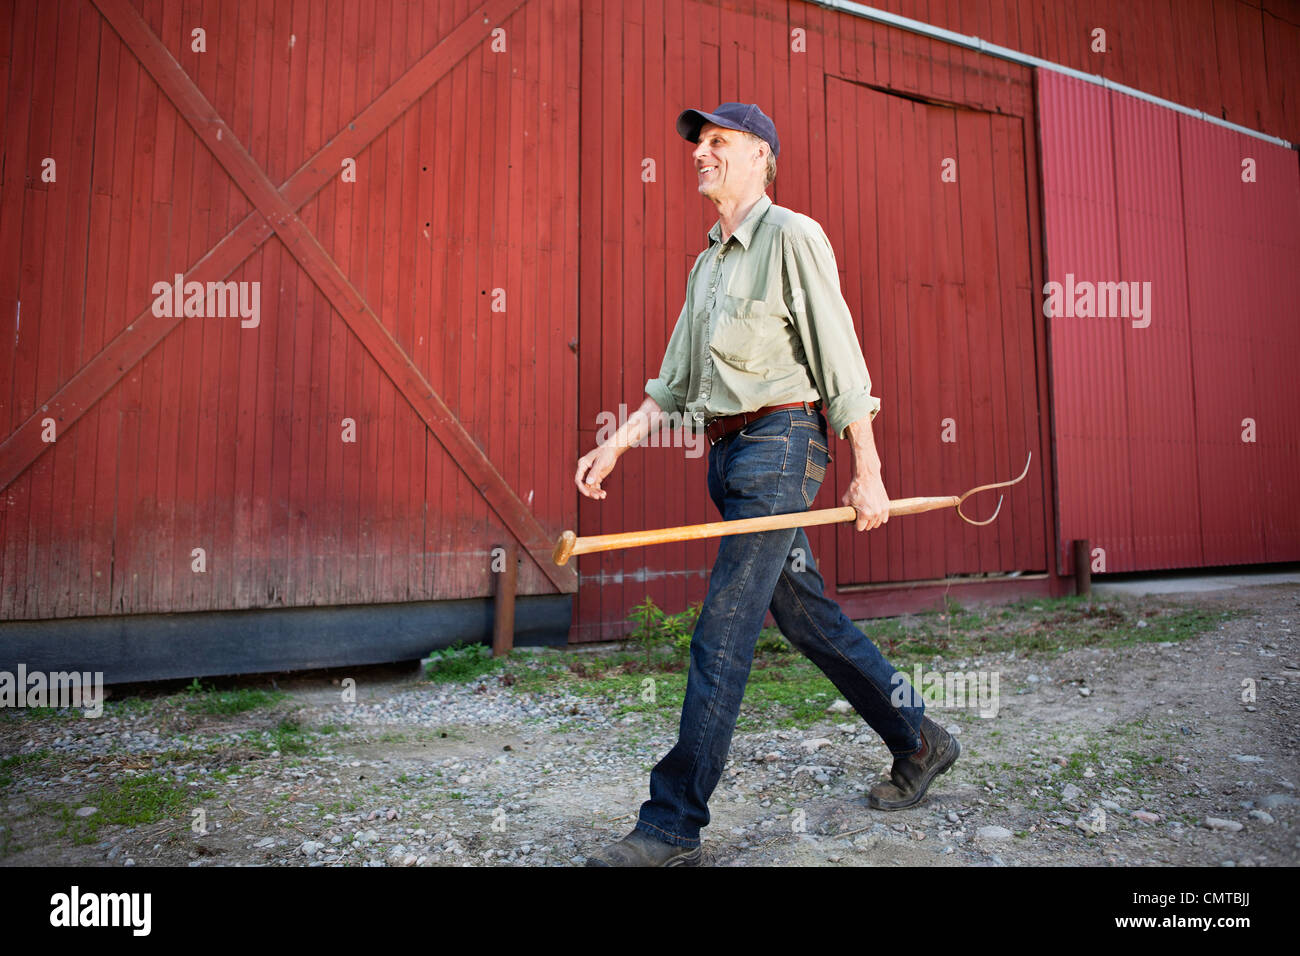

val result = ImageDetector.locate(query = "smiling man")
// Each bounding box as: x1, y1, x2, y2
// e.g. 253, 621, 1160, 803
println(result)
575, 102, 959, 866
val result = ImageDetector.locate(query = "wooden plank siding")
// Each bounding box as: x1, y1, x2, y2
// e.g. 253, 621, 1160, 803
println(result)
1, 0, 579, 628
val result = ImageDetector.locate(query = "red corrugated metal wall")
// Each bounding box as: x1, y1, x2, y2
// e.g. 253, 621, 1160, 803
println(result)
1, 0, 580, 621
1039, 70, 1300, 573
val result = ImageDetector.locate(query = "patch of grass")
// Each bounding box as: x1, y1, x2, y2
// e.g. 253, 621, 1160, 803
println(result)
1020, 717, 1184, 811
268, 716, 313, 755
853, 596, 1243, 666
755, 628, 797, 656
424, 642, 505, 683
42, 773, 215, 845
103, 695, 157, 718
494, 595, 1242, 733
1, 706, 81, 722
737, 658, 841, 730
521, 651, 842, 731
239, 716, 315, 756
181, 679, 288, 716
0, 750, 53, 789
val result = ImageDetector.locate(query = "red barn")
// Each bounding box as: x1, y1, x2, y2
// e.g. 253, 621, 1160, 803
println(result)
1, 0, 1297, 679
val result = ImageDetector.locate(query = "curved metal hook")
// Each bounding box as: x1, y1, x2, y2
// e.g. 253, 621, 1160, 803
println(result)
955, 452, 1033, 526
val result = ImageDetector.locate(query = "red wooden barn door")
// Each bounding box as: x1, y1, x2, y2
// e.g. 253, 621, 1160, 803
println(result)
820, 77, 1047, 588
0, 0, 578, 627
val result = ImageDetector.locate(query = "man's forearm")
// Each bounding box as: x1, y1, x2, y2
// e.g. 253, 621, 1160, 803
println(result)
601, 396, 663, 454
844, 415, 882, 480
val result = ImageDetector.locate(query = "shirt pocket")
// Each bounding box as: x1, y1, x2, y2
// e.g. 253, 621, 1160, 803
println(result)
710, 306, 780, 369
710, 284, 788, 370
710, 256, 788, 370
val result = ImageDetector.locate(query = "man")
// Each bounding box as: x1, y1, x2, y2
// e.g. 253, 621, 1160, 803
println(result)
575, 103, 959, 867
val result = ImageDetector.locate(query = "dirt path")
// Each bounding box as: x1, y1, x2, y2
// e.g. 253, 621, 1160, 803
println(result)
2, 582, 1296, 867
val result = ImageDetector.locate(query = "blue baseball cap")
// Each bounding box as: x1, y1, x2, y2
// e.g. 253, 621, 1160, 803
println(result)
676, 102, 780, 158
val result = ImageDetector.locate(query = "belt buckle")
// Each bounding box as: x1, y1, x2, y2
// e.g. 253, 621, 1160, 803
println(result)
706, 413, 736, 447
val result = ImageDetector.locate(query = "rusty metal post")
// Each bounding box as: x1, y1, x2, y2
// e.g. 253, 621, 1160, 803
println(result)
493, 542, 518, 657
1073, 538, 1091, 597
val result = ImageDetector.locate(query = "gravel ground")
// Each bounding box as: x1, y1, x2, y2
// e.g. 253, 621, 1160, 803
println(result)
2, 581, 1297, 867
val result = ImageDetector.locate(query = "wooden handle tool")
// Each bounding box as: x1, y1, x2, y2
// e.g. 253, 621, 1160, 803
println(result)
553, 453, 1031, 565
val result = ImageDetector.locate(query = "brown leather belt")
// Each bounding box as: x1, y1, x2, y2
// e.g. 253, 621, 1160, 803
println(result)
705, 400, 822, 446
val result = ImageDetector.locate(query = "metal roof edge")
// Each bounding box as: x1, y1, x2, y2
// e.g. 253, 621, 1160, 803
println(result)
809, 0, 1296, 150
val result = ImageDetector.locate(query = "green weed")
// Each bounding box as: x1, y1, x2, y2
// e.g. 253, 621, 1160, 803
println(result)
0, 750, 53, 789
42, 773, 215, 845
181, 679, 287, 715
424, 642, 504, 683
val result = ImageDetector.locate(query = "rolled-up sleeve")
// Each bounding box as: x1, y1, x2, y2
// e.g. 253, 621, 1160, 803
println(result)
781, 222, 881, 438
644, 299, 691, 416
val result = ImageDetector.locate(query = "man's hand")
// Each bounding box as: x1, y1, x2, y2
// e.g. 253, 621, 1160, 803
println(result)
574, 395, 664, 501
843, 473, 890, 531
842, 414, 889, 531
575, 444, 621, 500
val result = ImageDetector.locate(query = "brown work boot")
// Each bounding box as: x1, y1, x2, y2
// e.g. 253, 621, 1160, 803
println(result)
584, 828, 702, 867
867, 716, 960, 811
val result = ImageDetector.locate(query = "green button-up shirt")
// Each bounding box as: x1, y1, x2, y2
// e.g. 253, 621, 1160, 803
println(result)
644, 192, 881, 440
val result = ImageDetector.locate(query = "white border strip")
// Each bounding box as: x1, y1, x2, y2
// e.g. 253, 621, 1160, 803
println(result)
811, 0, 1295, 149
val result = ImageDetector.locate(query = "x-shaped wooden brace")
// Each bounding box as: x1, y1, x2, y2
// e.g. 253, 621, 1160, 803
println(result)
0, 0, 576, 593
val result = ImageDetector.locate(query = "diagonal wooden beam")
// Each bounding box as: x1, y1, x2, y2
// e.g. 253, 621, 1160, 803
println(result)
2, 0, 525, 494
0, 212, 272, 491
86, 0, 574, 593
1, 0, 574, 592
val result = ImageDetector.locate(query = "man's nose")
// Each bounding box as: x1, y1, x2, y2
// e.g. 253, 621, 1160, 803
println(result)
692, 141, 709, 161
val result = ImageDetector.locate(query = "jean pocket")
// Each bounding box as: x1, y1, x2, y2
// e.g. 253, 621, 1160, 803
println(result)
736, 410, 792, 442
802, 438, 829, 507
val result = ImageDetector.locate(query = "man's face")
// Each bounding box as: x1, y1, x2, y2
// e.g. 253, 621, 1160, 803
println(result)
693, 122, 766, 201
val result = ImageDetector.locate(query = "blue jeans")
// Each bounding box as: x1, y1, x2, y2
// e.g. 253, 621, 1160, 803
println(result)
635, 407, 926, 847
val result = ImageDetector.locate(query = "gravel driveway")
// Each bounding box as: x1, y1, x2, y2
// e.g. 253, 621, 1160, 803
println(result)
2, 581, 1297, 867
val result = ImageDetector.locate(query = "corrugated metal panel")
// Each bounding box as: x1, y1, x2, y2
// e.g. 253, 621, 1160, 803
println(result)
1181, 112, 1300, 565
1040, 70, 1300, 573
1111, 90, 1202, 570
1038, 71, 1133, 572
